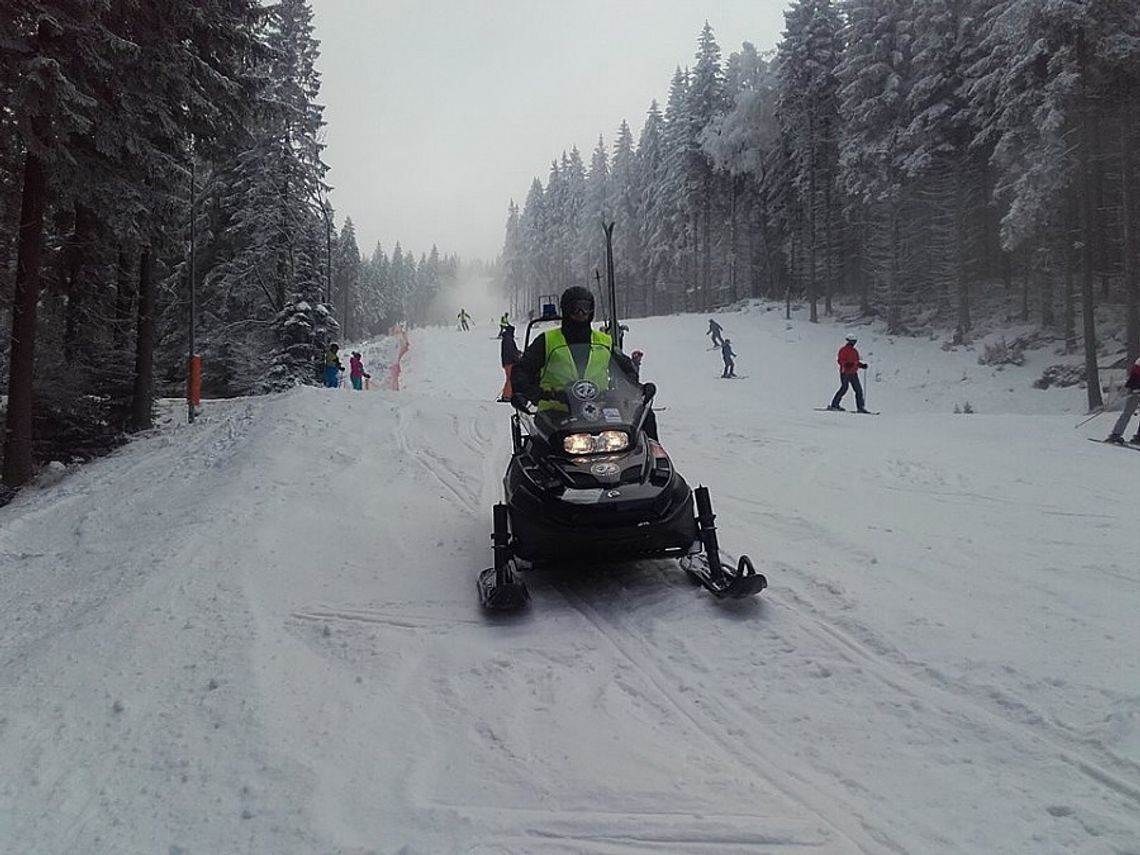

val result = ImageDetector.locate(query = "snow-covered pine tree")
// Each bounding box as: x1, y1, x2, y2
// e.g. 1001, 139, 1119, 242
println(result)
837, 0, 915, 333
902, 0, 986, 340
334, 219, 361, 342
687, 22, 729, 309
703, 42, 781, 303
610, 120, 644, 316
635, 101, 667, 314
776, 0, 844, 321
579, 136, 611, 302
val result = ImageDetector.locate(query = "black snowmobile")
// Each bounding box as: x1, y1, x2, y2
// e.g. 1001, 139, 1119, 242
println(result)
477, 322, 766, 610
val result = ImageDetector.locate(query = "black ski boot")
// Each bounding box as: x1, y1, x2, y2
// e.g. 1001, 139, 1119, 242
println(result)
1106, 433, 1125, 445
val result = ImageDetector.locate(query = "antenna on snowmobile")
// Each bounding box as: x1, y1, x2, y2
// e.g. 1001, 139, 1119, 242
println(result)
602, 221, 618, 352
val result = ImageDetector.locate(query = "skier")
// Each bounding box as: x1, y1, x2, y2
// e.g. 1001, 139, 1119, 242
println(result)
828, 333, 869, 412
498, 325, 520, 402
707, 318, 724, 348
511, 286, 658, 440
721, 339, 737, 378
323, 343, 344, 388
630, 350, 644, 377
348, 351, 371, 391
457, 307, 471, 331
1104, 355, 1140, 444
498, 312, 511, 338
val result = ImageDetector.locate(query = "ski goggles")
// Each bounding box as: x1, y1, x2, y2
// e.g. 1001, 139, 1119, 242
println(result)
566, 300, 593, 317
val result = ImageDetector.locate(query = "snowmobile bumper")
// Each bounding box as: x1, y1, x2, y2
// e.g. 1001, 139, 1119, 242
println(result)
507, 475, 698, 563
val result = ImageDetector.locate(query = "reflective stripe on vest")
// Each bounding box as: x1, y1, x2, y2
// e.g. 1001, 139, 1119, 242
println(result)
538, 329, 612, 411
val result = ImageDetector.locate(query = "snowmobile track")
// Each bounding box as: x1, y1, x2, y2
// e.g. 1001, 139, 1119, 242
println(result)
551, 579, 914, 854
774, 571, 1140, 810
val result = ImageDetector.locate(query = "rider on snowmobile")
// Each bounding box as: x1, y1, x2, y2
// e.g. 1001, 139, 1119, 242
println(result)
511, 285, 658, 439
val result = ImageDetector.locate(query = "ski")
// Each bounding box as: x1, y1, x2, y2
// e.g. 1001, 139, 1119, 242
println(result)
717, 375, 748, 380
814, 407, 880, 415
1086, 437, 1140, 452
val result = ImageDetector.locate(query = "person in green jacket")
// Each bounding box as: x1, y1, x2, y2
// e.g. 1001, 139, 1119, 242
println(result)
511, 286, 658, 439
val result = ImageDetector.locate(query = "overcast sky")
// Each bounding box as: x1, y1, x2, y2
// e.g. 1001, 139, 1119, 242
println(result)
308, 0, 790, 264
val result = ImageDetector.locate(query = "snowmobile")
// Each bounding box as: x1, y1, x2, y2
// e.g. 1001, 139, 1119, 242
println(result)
477, 325, 766, 610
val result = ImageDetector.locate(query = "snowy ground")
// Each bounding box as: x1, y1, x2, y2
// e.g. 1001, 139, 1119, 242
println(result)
2, 303, 1139, 855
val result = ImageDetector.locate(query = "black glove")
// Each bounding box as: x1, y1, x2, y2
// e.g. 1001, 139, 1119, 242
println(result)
859, 362, 868, 369
642, 382, 657, 401
510, 392, 532, 412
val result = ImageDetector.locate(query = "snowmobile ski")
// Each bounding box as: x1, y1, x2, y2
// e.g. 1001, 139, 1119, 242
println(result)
1086, 437, 1140, 452
682, 486, 767, 599
478, 503, 530, 610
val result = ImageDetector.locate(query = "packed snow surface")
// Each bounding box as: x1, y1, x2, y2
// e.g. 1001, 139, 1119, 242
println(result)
2, 304, 1138, 854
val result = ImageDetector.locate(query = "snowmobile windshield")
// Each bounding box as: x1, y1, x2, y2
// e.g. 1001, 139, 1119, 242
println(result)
534, 342, 649, 454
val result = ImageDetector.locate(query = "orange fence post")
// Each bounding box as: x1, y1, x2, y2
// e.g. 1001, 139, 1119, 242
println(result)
188, 354, 202, 413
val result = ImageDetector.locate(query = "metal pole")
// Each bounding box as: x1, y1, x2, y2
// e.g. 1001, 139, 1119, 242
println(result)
188, 152, 196, 424
325, 202, 332, 305
602, 221, 618, 351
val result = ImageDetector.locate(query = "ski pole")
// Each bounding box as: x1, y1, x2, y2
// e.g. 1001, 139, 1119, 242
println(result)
1073, 406, 1105, 428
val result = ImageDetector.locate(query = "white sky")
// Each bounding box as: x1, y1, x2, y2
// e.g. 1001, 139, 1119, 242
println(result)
5, 299, 1139, 852
309, 0, 790, 263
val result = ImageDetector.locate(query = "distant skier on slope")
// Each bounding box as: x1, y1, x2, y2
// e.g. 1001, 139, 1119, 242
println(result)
1104, 355, 1140, 444
828, 333, 869, 412
707, 318, 724, 348
457, 307, 471, 331
720, 339, 737, 378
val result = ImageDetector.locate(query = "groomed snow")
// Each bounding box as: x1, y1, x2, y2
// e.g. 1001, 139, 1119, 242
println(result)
2, 304, 1138, 854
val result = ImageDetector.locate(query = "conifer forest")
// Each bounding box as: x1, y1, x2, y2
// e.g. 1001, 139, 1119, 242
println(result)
2, 0, 1139, 493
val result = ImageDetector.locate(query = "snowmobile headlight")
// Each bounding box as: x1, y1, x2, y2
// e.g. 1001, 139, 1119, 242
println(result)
563, 430, 629, 455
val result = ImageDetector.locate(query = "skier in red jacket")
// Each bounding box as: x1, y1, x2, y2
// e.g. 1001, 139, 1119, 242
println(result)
1105, 356, 1140, 444
827, 333, 869, 412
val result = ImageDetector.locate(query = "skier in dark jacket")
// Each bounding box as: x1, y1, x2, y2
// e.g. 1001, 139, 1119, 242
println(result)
707, 318, 724, 348
828, 333, 869, 412
511, 286, 658, 440
498, 325, 521, 402
720, 339, 737, 378
1105, 356, 1140, 444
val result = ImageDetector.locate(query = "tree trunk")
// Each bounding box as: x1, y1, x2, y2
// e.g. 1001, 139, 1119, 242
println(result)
1039, 246, 1055, 329
1077, 32, 1102, 409
1122, 114, 1138, 362
1020, 246, 1030, 322
2, 147, 49, 488
63, 203, 97, 364
955, 163, 971, 340
130, 248, 156, 432
807, 112, 818, 323
114, 246, 135, 350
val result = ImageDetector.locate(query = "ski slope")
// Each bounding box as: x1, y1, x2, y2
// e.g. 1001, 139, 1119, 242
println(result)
2, 304, 1138, 855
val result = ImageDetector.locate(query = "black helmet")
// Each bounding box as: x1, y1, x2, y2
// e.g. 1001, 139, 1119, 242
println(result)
560, 286, 594, 320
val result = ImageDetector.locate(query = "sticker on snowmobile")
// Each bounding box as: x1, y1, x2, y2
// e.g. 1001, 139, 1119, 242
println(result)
602, 407, 622, 423
561, 488, 604, 504
590, 462, 620, 477
581, 402, 600, 420
571, 380, 599, 400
